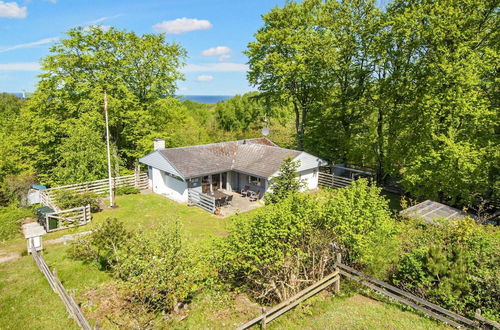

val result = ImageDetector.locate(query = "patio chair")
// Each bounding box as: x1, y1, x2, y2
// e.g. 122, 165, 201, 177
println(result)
249, 191, 261, 202
241, 185, 250, 196
217, 196, 227, 207
226, 195, 233, 206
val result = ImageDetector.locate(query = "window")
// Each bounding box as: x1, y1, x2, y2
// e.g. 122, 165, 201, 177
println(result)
248, 175, 262, 186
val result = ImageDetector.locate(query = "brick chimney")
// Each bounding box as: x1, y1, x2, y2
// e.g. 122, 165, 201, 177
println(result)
153, 138, 165, 150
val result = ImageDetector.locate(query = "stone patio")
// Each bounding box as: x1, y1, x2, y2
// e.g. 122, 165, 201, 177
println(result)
218, 191, 264, 217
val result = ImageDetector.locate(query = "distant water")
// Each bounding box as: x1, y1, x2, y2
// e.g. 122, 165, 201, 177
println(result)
179, 95, 233, 104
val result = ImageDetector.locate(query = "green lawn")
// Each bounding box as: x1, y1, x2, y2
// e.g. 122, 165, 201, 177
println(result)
0, 193, 450, 329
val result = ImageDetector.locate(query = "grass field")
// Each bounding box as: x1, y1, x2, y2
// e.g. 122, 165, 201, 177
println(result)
0, 193, 450, 329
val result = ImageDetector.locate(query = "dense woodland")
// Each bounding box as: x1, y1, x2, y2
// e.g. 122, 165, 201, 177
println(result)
0, 0, 499, 326
0, 0, 498, 213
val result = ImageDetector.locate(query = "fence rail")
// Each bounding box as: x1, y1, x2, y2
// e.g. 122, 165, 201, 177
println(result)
188, 190, 216, 213
336, 262, 479, 329
318, 172, 354, 189
237, 270, 340, 330
39, 173, 149, 211
43, 205, 91, 233
31, 247, 91, 330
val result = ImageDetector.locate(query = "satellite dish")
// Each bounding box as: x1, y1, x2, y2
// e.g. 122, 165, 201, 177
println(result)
262, 127, 270, 136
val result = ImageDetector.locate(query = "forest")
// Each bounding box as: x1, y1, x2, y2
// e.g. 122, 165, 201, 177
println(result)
0, 0, 499, 327
0, 0, 498, 214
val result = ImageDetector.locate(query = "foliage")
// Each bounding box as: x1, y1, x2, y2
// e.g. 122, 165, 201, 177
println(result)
116, 221, 201, 313
115, 186, 140, 195
217, 180, 395, 303
265, 157, 304, 204
54, 190, 101, 212
17, 27, 201, 185
0, 206, 32, 242
0, 172, 36, 207
246, 0, 327, 150
391, 218, 500, 320
248, 0, 499, 209
69, 218, 132, 270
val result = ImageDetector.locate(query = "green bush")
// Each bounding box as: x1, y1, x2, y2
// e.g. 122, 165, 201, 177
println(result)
217, 179, 396, 303
0, 206, 32, 242
68, 218, 132, 269
54, 190, 101, 212
391, 218, 500, 320
115, 186, 140, 195
69, 218, 203, 314
116, 221, 201, 313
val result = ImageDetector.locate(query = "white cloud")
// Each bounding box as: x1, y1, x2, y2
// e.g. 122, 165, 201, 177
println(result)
178, 86, 189, 92
0, 62, 40, 71
196, 75, 214, 82
183, 62, 248, 73
218, 54, 231, 62
0, 37, 59, 53
86, 14, 122, 25
0, 1, 27, 18
152, 17, 212, 34
201, 46, 230, 57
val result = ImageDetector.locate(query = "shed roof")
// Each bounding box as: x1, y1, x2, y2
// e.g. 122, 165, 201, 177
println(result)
400, 200, 474, 224
139, 138, 326, 180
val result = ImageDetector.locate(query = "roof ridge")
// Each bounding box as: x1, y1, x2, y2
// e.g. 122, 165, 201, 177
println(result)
156, 137, 277, 151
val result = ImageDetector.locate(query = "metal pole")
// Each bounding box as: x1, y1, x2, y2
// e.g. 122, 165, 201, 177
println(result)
104, 90, 114, 207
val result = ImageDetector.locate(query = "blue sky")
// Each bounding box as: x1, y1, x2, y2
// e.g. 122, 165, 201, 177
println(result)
0, 0, 287, 95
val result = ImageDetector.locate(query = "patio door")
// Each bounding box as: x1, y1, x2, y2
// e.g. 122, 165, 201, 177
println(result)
211, 174, 221, 191
221, 172, 227, 190
202, 176, 210, 193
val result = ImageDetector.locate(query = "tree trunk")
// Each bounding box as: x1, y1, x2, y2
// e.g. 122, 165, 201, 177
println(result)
376, 107, 385, 183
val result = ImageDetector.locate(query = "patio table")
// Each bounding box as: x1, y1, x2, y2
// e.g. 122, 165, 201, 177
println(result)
210, 190, 231, 206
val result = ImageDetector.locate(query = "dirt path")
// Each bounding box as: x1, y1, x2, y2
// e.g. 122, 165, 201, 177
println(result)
0, 251, 20, 264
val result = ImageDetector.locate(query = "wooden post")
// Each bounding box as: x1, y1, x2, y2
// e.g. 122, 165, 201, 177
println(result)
134, 163, 140, 188
260, 307, 267, 330
334, 253, 341, 295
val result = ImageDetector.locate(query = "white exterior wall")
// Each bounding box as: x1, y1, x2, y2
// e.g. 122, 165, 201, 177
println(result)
151, 168, 188, 203
297, 168, 319, 191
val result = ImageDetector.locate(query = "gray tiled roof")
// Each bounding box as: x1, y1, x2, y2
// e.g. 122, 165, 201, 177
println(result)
151, 138, 302, 179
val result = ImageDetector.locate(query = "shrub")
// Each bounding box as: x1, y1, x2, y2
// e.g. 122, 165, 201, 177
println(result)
69, 218, 132, 269
116, 221, 200, 313
391, 218, 500, 320
265, 157, 305, 204
0, 206, 32, 242
217, 179, 397, 303
115, 186, 140, 196
54, 190, 101, 212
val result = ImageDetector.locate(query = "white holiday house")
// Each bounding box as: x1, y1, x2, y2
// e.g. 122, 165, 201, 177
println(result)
139, 138, 327, 203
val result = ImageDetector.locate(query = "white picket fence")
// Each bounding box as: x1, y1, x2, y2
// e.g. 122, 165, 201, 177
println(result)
40, 173, 148, 210
43, 205, 91, 233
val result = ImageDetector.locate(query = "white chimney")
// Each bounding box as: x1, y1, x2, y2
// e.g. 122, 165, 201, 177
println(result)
154, 138, 165, 150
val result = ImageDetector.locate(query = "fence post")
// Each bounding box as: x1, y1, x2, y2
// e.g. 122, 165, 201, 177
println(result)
334, 253, 341, 295
260, 307, 267, 330
134, 163, 140, 188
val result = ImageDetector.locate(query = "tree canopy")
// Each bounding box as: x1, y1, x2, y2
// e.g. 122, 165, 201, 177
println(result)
246, 0, 499, 208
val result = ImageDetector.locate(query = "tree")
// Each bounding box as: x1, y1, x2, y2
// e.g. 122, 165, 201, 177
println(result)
265, 157, 304, 204
246, 0, 327, 150
19, 27, 190, 184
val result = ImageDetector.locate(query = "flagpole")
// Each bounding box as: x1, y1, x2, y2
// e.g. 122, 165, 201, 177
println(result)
104, 90, 114, 207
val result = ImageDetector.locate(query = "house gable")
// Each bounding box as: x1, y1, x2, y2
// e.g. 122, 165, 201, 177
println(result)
139, 151, 185, 180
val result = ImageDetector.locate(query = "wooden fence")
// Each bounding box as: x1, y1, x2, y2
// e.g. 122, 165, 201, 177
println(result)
318, 172, 354, 189
238, 254, 499, 329
237, 269, 341, 329
43, 205, 91, 233
336, 262, 483, 329
188, 189, 216, 213
31, 247, 91, 330
39, 173, 149, 211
